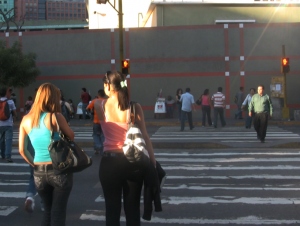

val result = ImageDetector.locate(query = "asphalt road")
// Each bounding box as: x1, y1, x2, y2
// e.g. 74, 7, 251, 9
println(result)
2, 122, 300, 225
2, 145, 300, 225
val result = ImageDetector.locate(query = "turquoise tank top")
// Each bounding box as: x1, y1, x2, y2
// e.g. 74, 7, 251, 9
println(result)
28, 112, 59, 163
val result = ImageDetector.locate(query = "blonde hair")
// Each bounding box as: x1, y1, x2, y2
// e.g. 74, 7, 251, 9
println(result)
30, 83, 61, 127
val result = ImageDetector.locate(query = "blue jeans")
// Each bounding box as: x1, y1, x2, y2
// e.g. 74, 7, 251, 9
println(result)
245, 112, 253, 128
235, 104, 243, 118
34, 169, 73, 226
93, 123, 105, 154
26, 140, 36, 198
180, 110, 193, 131
82, 103, 88, 119
0, 126, 13, 159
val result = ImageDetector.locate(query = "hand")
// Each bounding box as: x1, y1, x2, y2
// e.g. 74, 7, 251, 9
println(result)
249, 112, 252, 117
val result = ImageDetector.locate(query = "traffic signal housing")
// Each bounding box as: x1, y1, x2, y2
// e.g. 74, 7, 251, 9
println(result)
122, 60, 130, 75
97, 0, 107, 4
281, 57, 290, 73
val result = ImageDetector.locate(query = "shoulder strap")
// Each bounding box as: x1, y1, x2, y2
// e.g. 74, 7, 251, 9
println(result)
130, 101, 136, 125
49, 113, 60, 140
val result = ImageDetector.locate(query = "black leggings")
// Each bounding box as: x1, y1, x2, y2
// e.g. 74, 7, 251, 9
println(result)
99, 155, 143, 226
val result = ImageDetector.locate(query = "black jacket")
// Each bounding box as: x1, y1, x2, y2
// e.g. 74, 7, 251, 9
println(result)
142, 161, 166, 221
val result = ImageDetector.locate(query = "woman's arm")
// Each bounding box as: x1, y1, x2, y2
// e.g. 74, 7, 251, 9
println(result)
54, 113, 75, 141
94, 99, 105, 122
19, 119, 34, 166
134, 103, 156, 166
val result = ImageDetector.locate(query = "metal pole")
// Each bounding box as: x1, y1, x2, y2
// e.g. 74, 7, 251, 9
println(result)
282, 45, 289, 119
118, 0, 124, 71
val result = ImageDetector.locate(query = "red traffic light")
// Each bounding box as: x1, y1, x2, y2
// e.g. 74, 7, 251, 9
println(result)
121, 60, 130, 75
281, 57, 290, 73
122, 60, 129, 69
282, 58, 289, 66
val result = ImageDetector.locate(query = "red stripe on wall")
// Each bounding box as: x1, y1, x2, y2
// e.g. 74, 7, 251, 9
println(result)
37, 75, 101, 80
37, 60, 110, 66
131, 72, 224, 78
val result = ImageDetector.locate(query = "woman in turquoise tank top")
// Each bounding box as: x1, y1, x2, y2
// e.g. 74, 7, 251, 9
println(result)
19, 83, 74, 226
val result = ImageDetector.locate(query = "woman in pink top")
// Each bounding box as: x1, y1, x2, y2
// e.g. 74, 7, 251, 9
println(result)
200, 89, 213, 126
94, 71, 156, 226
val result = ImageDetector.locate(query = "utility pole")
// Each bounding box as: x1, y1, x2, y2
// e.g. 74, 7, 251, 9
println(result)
98, 0, 124, 71
282, 45, 289, 119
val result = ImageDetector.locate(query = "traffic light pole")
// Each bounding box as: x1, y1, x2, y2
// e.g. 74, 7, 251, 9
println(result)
118, 0, 124, 72
282, 45, 289, 119
105, 0, 124, 71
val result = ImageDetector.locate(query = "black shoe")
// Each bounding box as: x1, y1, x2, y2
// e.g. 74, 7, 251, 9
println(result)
6, 158, 13, 163
260, 139, 265, 143
190, 126, 194, 130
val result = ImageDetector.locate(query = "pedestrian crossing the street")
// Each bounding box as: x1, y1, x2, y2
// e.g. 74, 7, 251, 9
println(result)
2, 148, 300, 224
80, 148, 300, 225
150, 126, 300, 143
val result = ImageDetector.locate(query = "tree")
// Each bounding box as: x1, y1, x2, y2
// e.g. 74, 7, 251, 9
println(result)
0, 40, 40, 88
0, 8, 26, 32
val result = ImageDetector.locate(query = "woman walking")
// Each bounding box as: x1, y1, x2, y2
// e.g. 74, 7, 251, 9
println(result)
175, 88, 183, 121
94, 71, 156, 226
19, 83, 74, 226
200, 89, 212, 127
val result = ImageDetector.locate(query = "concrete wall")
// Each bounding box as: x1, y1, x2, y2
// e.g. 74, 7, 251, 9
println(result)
1, 22, 300, 119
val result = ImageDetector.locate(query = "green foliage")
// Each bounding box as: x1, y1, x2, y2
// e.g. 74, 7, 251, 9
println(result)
0, 40, 40, 87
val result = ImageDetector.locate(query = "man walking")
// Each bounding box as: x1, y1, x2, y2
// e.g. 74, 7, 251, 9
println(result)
248, 85, 273, 143
86, 89, 106, 155
211, 87, 226, 128
179, 88, 196, 131
0, 87, 17, 162
234, 86, 244, 119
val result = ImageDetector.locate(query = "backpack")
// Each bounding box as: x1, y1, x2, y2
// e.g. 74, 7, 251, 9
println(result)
61, 101, 70, 122
0, 99, 11, 121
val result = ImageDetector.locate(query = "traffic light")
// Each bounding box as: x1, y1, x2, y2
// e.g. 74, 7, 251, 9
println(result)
281, 57, 290, 73
122, 60, 130, 75
97, 0, 107, 4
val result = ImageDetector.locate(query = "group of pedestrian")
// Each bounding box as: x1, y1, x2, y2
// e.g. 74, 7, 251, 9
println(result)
177, 86, 227, 131
13, 70, 158, 226
176, 85, 273, 143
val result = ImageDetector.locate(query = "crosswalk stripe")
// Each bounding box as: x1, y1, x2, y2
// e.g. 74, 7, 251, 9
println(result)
3, 147, 300, 223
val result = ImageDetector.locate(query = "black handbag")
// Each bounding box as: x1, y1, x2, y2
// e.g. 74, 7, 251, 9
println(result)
48, 113, 92, 175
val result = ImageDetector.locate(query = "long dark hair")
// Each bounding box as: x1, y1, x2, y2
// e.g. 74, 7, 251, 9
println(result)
103, 70, 129, 110
203, 89, 209, 95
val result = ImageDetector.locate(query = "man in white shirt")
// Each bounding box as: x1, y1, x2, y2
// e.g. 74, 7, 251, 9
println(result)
211, 87, 226, 128
0, 87, 17, 162
179, 88, 196, 131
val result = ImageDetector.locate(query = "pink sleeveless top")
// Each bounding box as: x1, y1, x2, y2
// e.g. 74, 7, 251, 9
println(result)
202, 95, 210, 106
100, 101, 129, 153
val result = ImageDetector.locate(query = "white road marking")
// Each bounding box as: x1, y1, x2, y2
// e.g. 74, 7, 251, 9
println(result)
80, 214, 300, 225
0, 206, 18, 216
